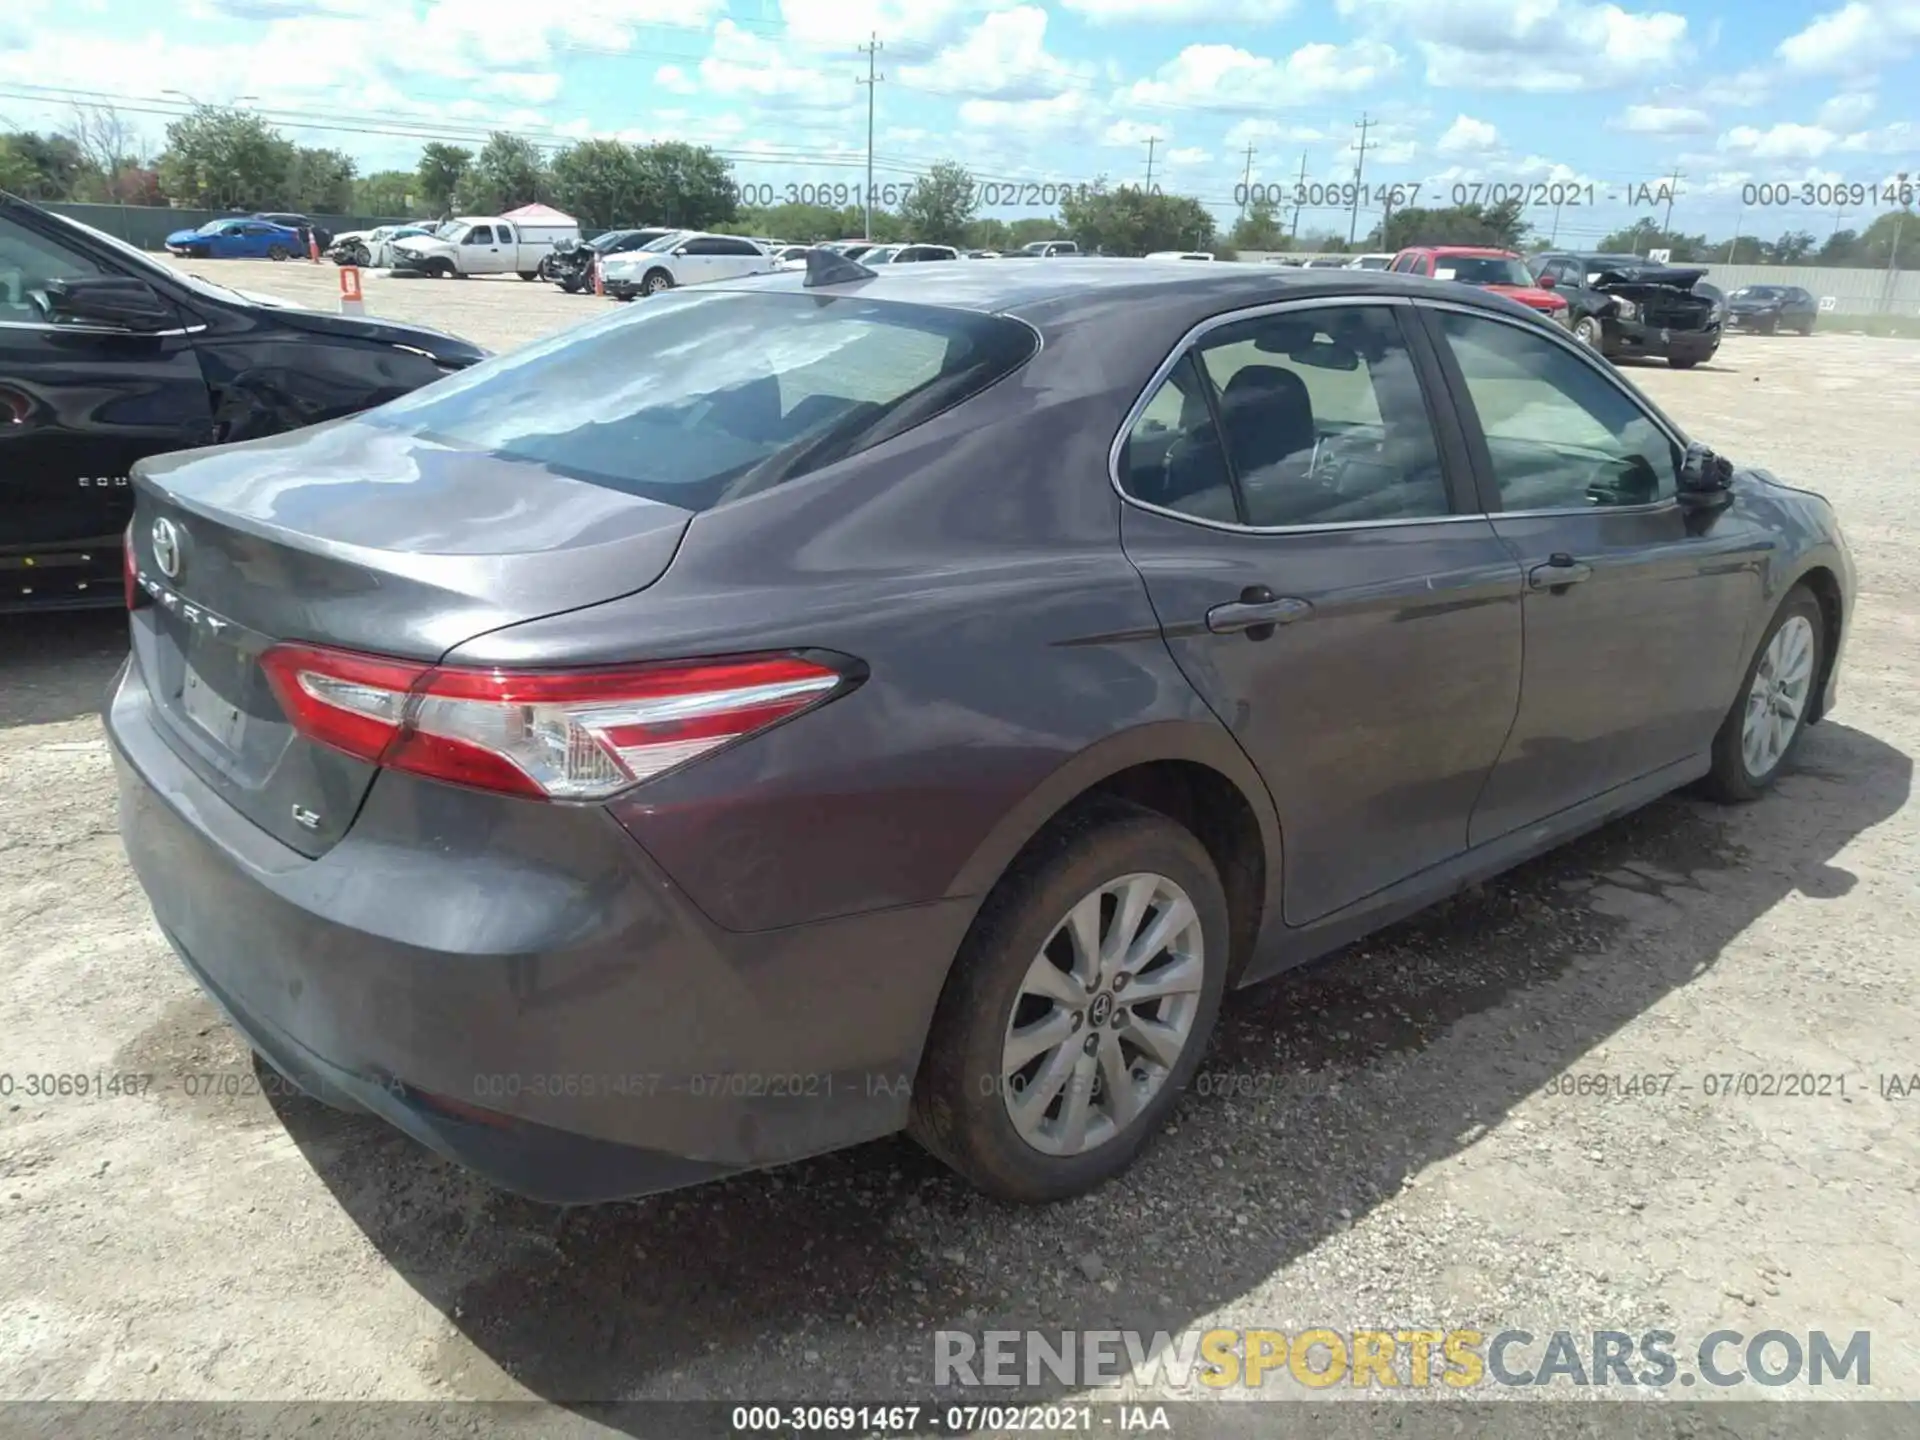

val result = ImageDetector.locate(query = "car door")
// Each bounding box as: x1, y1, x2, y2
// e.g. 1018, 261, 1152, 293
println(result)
1416, 302, 1766, 844
495, 221, 518, 271
462, 224, 503, 274
1116, 298, 1525, 925
713, 237, 770, 279
0, 205, 215, 607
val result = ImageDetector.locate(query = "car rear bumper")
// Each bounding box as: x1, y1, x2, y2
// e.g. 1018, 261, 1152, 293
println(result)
106, 655, 972, 1204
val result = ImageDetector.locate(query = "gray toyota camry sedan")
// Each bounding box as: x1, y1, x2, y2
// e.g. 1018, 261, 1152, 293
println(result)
108, 254, 1853, 1206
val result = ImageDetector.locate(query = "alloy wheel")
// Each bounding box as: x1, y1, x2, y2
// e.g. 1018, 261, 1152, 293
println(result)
999, 872, 1206, 1157
1741, 615, 1816, 779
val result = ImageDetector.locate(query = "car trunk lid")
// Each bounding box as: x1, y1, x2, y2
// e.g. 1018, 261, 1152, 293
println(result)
126, 417, 692, 856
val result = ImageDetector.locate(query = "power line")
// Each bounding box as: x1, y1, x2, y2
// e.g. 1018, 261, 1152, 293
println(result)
857, 32, 884, 239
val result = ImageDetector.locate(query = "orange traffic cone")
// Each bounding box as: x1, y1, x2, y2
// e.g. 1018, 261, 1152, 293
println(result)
592, 256, 604, 297
308, 231, 321, 264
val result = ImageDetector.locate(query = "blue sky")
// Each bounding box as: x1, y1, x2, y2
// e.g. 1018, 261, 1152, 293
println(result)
1, 0, 1914, 241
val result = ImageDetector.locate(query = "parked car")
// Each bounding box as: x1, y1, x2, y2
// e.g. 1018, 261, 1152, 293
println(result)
598, 231, 775, 299
542, 228, 678, 293
328, 225, 433, 269
1146, 251, 1214, 261
965, 249, 1001, 259
1390, 245, 1569, 323
864, 244, 960, 264
164, 218, 305, 262
390, 214, 580, 280
1017, 240, 1079, 257
254, 213, 331, 252
0, 191, 487, 612
1301, 257, 1349, 269
769, 245, 816, 269
107, 257, 1853, 1207
1527, 251, 1721, 367
1725, 284, 1819, 336
1346, 253, 1395, 270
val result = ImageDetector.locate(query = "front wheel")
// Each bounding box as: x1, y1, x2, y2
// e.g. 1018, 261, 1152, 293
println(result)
1668, 356, 1700, 369
518, 270, 539, 281
1759, 315, 1778, 336
429, 258, 455, 279
641, 268, 674, 296
1702, 586, 1825, 803
909, 802, 1229, 1203
1572, 314, 1605, 350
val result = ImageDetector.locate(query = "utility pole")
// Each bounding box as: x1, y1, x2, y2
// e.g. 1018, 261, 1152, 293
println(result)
857, 33, 884, 241
1144, 137, 1158, 193
1883, 171, 1909, 314
1348, 112, 1373, 247
1550, 197, 1563, 245
1660, 167, 1682, 237
1726, 201, 1744, 263
1238, 142, 1256, 221
1289, 152, 1308, 238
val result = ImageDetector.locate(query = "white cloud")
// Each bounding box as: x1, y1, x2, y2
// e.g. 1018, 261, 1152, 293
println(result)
1102, 118, 1170, 146
1838, 119, 1916, 153
1817, 90, 1876, 129
1777, 1, 1920, 76
1718, 122, 1840, 161
1119, 39, 1399, 112
896, 7, 1091, 101
1338, 0, 1687, 91
1166, 146, 1211, 164
1222, 119, 1330, 149
481, 72, 562, 104
957, 87, 1100, 136
692, 19, 854, 109
653, 64, 698, 94
1610, 103, 1715, 135
1435, 113, 1498, 153
776, 0, 1019, 54
1060, 0, 1294, 22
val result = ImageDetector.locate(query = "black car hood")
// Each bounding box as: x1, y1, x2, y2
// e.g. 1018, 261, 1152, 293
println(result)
1590, 264, 1708, 299
233, 301, 489, 364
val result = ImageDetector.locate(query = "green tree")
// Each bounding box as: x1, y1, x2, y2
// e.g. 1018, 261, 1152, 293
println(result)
549, 139, 651, 229
1593, 215, 1706, 260
1710, 234, 1771, 263
354, 170, 415, 216
456, 132, 547, 213
963, 216, 1010, 249
1374, 199, 1533, 251
416, 144, 471, 216
287, 146, 356, 214
1816, 228, 1863, 265
1770, 229, 1817, 264
1228, 196, 1287, 252
1006, 216, 1068, 247
734, 201, 850, 241
1855, 209, 1918, 269
635, 141, 737, 228
156, 106, 295, 210
898, 160, 978, 246
0, 136, 38, 196
1059, 184, 1216, 254
0, 130, 87, 199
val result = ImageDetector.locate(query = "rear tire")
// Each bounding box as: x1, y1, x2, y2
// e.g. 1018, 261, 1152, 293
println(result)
266, 244, 291, 262
1701, 585, 1825, 803
909, 801, 1229, 1203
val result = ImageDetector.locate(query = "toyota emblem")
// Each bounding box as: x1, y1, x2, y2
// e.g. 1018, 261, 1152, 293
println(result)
152, 518, 182, 579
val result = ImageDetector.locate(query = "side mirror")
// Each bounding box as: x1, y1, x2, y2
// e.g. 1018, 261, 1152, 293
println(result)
1677, 442, 1735, 510
42, 277, 175, 333
1536, 272, 1558, 288
673, 246, 691, 257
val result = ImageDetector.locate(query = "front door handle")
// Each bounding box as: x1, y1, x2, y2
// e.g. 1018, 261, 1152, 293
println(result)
1206, 587, 1313, 635
1528, 553, 1593, 592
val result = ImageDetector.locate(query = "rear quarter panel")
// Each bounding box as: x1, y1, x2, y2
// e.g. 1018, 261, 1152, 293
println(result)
442, 292, 1285, 935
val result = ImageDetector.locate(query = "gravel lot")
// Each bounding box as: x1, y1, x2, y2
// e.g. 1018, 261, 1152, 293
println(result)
3, 257, 1918, 1418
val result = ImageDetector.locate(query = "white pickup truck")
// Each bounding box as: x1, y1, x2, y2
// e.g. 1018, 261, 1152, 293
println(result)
390, 215, 580, 279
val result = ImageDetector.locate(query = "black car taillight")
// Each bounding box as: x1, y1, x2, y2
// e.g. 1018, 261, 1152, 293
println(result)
123, 521, 145, 611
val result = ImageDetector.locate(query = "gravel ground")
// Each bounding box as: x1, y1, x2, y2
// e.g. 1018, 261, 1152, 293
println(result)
2, 258, 1918, 1418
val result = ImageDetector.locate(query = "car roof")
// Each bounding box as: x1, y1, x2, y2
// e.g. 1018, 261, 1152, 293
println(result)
704, 258, 1555, 324
1409, 245, 1516, 258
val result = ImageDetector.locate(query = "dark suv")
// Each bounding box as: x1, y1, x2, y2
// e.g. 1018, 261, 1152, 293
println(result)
1528, 251, 1720, 367
1726, 285, 1819, 335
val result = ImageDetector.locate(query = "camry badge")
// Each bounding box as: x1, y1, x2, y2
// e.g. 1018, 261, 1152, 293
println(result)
152, 518, 182, 579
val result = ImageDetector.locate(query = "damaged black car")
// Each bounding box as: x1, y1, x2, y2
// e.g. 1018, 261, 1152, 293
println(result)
1528, 251, 1721, 369
1, 191, 486, 612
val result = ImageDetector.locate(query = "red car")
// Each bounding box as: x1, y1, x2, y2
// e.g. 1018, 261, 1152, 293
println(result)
1388, 246, 1569, 322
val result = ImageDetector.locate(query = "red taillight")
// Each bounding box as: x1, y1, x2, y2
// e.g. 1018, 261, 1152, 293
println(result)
259, 644, 849, 800
123, 522, 144, 611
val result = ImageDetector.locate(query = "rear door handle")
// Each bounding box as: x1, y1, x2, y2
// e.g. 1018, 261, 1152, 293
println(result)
1206, 587, 1313, 635
1527, 554, 1593, 591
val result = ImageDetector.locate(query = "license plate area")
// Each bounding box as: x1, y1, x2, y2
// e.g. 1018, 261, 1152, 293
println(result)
181, 657, 247, 751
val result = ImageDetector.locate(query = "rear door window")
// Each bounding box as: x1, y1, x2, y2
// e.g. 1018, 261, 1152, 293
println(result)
361, 291, 1039, 512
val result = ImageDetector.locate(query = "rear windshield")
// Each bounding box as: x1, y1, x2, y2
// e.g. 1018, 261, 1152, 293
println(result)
360, 290, 1039, 512
1435, 255, 1531, 285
